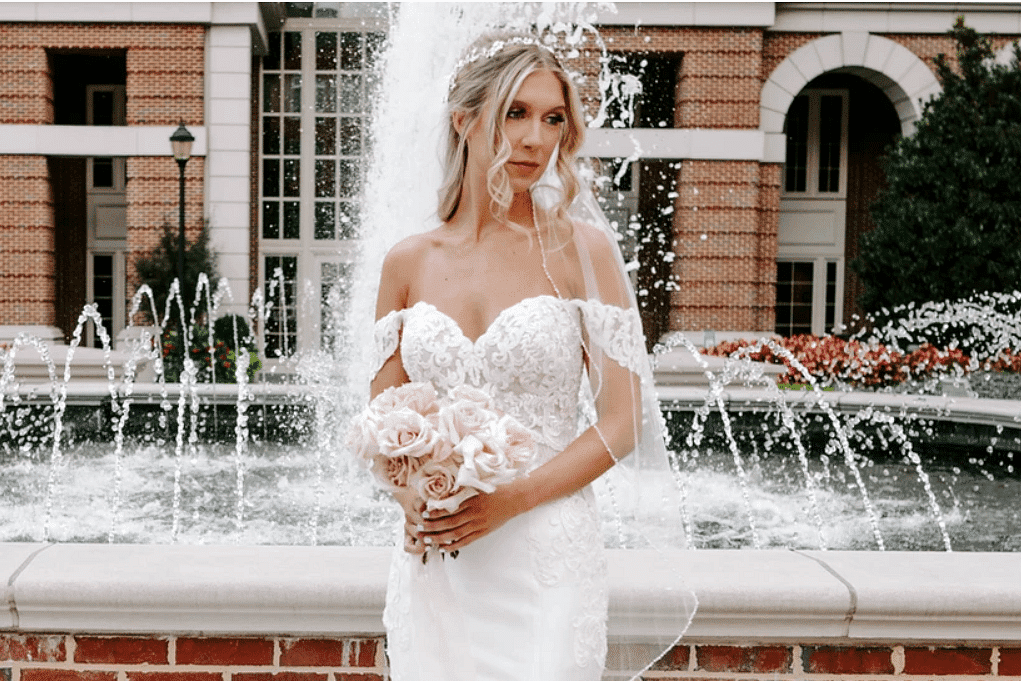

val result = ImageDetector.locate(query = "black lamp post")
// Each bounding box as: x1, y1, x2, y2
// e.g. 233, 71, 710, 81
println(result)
169, 123, 194, 297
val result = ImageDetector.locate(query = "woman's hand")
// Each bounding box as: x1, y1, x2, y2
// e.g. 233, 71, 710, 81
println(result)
414, 485, 526, 553
393, 487, 427, 555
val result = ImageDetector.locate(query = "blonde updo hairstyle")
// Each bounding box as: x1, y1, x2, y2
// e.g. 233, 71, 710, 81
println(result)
439, 32, 586, 238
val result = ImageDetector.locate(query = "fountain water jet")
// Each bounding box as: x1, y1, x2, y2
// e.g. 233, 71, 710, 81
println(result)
0, 3, 1018, 552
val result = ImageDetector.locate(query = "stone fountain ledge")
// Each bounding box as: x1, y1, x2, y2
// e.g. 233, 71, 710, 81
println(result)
659, 385, 1021, 431
2, 543, 1021, 642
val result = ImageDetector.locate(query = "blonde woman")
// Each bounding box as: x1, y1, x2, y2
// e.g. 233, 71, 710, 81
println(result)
370, 33, 695, 680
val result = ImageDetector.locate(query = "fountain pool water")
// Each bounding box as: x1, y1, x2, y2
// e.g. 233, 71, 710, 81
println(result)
1, 3, 1020, 553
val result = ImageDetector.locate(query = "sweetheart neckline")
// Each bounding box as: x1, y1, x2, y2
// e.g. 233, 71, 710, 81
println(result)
406, 294, 570, 345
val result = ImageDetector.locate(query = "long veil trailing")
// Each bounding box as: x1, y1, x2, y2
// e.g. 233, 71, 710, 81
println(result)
349, 4, 696, 677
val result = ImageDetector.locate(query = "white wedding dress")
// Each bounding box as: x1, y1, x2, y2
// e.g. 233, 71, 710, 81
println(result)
373, 294, 646, 681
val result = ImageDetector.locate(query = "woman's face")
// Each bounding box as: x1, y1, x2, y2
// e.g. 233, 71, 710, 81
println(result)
464, 68, 567, 197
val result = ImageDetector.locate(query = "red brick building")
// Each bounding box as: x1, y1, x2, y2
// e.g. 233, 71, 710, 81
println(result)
0, 2, 1018, 363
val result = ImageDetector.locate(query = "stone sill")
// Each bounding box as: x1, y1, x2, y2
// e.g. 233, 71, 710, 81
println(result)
3, 544, 1021, 642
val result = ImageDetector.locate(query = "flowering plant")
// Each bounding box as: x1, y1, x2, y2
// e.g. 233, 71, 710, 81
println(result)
346, 382, 534, 556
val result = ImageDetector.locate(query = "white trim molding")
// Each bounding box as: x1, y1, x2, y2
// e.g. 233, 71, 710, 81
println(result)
0, 125, 208, 158
760, 33, 942, 161
773, 2, 1021, 35
594, 2, 776, 27
581, 128, 766, 161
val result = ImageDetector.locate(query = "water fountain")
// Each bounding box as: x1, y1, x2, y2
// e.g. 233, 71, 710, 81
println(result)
0, 3, 1020, 553
3, 6, 1021, 681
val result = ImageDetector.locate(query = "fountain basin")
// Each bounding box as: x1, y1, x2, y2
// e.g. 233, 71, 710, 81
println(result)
2, 543, 1020, 678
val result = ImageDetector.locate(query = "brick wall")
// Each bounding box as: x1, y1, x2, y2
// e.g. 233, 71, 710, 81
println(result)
0, 23, 205, 327
669, 160, 775, 331
0, 24, 204, 126
5, 635, 1021, 680
0, 156, 54, 325
575, 27, 763, 130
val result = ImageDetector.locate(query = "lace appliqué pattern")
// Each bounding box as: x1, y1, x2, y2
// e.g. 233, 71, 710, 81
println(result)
574, 299, 646, 376
372, 308, 404, 379
528, 488, 609, 669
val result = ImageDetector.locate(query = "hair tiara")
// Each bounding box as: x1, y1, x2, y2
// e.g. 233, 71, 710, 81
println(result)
447, 34, 556, 93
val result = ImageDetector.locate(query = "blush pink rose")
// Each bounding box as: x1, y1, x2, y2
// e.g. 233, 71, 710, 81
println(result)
344, 408, 381, 463
498, 415, 535, 467
436, 399, 499, 445
376, 408, 441, 459
447, 385, 495, 409
454, 426, 516, 493
370, 453, 425, 491
412, 460, 476, 512
371, 382, 439, 416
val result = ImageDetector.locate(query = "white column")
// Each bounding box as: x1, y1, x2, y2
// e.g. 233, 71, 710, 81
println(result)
205, 24, 253, 315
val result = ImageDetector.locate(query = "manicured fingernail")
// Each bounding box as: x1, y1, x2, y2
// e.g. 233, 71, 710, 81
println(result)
416, 523, 424, 533
422, 511, 430, 519
423, 537, 432, 545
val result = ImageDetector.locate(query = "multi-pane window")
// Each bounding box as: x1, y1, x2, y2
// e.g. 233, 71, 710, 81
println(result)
258, 12, 384, 357
92, 255, 114, 345
783, 90, 848, 196
262, 32, 302, 240
824, 261, 837, 332
263, 255, 298, 358
320, 261, 352, 352
775, 261, 814, 337
775, 260, 840, 337
311, 30, 382, 240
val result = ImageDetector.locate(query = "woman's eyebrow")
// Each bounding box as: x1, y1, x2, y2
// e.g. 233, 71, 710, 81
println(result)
509, 99, 567, 112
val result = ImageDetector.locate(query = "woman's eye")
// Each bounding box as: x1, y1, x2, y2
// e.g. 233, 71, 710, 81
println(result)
507, 108, 525, 119
546, 113, 565, 125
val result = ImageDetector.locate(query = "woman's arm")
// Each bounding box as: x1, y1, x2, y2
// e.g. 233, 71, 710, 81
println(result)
369, 240, 431, 554
371, 243, 413, 399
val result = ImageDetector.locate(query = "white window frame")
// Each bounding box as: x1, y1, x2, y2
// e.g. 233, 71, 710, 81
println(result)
257, 17, 385, 363
775, 256, 844, 337
781, 89, 849, 199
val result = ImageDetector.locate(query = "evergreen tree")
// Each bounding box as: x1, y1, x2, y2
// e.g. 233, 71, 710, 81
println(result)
853, 19, 1021, 313
134, 220, 219, 326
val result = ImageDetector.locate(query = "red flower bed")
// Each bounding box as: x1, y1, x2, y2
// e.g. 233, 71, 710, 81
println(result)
703, 335, 1018, 388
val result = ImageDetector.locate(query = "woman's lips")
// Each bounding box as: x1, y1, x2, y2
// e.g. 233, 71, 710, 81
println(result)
508, 161, 540, 173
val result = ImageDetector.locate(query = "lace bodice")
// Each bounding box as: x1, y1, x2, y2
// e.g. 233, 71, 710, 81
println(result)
373, 295, 643, 457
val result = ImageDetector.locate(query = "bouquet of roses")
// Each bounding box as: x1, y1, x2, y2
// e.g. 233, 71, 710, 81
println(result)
345, 382, 535, 554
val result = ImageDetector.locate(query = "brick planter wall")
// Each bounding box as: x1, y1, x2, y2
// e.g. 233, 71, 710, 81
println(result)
5, 635, 1021, 680
0, 634, 387, 681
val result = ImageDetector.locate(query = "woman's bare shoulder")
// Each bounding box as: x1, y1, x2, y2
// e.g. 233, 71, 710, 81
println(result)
377, 229, 443, 315
572, 220, 618, 263
381, 228, 447, 275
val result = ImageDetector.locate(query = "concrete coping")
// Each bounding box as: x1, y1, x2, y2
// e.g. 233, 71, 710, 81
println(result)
3, 544, 1021, 642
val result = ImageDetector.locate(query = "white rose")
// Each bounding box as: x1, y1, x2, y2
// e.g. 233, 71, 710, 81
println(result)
454, 427, 516, 493
377, 407, 441, 459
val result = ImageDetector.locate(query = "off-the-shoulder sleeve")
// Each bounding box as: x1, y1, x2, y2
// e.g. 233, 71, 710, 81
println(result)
573, 299, 646, 375
372, 308, 404, 379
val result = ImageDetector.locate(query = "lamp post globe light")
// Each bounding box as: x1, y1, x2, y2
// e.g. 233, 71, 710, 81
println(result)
169, 122, 194, 301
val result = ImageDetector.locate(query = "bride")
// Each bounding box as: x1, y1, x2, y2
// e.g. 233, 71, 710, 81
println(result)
369, 32, 695, 681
